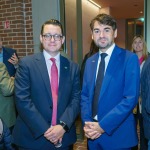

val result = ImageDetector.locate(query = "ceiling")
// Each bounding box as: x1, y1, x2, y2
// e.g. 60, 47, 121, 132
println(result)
93, 0, 144, 19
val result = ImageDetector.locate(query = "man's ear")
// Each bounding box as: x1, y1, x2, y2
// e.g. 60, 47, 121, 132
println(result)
40, 35, 43, 43
61, 36, 65, 45
114, 29, 117, 38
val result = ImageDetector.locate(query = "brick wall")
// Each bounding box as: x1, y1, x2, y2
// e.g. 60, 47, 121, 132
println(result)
0, 0, 33, 58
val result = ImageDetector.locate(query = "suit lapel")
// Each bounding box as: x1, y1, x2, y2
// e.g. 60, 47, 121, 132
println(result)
34, 53, 52, 104
100, 46, 122, 98
58, 55, 69, 103
90, 53, 99, 91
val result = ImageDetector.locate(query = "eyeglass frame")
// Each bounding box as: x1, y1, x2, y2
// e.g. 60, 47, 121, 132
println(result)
42, 33, 63, 41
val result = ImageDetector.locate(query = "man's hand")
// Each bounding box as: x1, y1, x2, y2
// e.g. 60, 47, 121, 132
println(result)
84, 121, 104, 140
44, 125, 65, 144
8, 53, 18, 65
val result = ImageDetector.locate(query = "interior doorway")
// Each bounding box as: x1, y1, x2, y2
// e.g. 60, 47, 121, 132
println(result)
126, 18, 144, 50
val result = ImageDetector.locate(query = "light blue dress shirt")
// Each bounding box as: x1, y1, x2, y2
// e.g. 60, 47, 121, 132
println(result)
0, 49, 3, 62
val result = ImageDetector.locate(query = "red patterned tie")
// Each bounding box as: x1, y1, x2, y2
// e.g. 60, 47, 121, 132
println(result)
50, 58, 58, 126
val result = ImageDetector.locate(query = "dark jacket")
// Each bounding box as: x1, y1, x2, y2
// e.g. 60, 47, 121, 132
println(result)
141, 56, 150, 139
2, 46, 18, 77
0, 118, 14, 150
12, 53, 80, 149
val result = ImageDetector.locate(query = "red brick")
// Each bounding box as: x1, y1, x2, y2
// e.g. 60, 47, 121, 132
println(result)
0, 0, 33, 57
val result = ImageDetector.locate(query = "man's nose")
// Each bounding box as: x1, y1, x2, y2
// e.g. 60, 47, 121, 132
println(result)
99, 31, 104, 37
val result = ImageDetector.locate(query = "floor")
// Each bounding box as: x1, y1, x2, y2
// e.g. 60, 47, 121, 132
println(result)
73, 117, 140, 150
73, 137, 87, 150
73, 116, 87, 150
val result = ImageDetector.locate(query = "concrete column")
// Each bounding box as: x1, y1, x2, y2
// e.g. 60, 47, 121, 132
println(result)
32, 0, 60, 53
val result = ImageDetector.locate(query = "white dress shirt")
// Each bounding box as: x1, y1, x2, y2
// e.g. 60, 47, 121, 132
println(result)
43, 50, 60, 83
94, 43, 115, 120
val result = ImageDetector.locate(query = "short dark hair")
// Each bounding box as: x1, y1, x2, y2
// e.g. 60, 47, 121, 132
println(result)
90, 13, 117, 31
41, 19, 63, 35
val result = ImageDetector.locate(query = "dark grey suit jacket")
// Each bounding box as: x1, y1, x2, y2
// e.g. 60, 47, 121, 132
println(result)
141, 56, 150, 139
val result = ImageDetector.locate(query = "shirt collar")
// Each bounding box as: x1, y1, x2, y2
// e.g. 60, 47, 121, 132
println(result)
43, 50, 60, 63
99, 43, 115, 57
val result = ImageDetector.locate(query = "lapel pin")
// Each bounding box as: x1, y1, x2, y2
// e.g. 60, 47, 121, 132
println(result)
64, 66, 68, 69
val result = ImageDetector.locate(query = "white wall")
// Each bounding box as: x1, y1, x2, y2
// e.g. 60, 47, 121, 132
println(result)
64, 0, 100, 61
65, 0, 77, 61
82, 0, 100, 57
115, 19, 126, 49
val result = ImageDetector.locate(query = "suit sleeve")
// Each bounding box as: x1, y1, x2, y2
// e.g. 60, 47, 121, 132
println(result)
80, 58, 95, 123
143, 63, 150, 113
0, 63, 14, 96
15, 59, 49, 139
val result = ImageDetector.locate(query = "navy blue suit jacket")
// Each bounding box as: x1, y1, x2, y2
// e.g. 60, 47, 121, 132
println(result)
12, 52, 81, 149
3, 46, 18, 77
141, 56, 150, 140
81, 45, 140, 149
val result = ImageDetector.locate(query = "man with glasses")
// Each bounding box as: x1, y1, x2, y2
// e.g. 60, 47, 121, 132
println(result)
12, 19, 80, 150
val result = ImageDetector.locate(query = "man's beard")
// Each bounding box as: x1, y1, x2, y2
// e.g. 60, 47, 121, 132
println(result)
96, 41, 113, 50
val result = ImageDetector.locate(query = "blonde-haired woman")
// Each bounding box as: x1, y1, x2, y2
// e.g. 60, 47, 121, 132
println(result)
132, 35, 148, 70
132, 35, 149, 150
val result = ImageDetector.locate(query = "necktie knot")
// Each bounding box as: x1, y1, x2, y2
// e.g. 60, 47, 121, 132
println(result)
100, 53, 107, 60
50, 58, 56, 63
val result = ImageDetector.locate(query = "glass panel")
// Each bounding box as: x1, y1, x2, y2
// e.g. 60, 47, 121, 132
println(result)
126, 18, 144, 50
136, 19, 144, 36
126, 20, 135, 50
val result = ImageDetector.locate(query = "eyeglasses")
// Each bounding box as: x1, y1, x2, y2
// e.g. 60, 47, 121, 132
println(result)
42, 33, 63, 41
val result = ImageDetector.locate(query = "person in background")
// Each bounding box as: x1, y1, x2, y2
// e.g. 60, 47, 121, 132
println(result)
0, 118, 15, 150
80, 40, 99, 85
0, 36, 19, 77
81, 13, 140, 150
132, 35, 148, 71
132, 35, 149, 150
12, 19, 80, 150
0, 62, 16, 132
141, 56, 150, 150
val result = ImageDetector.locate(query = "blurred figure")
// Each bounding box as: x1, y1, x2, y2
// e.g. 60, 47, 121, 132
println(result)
132, 35, 148, 150
80, 40, 99, 85
81, 13, 140, 150
12, 19, 80, 150
0, 62, 16, 132
132, 35, 148, 70
0, 36, 19, 77
0, 118, 15, 150
141, 56, 150, 150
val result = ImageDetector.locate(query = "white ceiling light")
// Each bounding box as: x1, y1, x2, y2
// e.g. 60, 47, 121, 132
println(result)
87, 0, 101, 8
